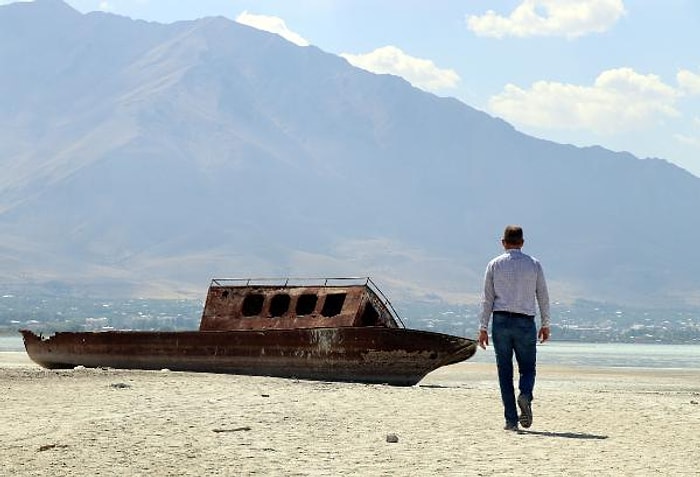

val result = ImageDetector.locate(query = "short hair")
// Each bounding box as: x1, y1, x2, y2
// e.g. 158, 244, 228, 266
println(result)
503, 225, 524, 245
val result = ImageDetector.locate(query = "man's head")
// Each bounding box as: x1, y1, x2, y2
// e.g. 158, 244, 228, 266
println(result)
502, 225, 524, 249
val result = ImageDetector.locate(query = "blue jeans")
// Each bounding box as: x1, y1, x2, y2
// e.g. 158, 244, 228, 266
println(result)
492, 312, 537, 425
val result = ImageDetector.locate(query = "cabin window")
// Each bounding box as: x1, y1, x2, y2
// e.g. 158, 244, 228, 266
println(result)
359, 303, 380, 326
296, 294, 317, 315
242, 293, 264, 317
321, 293, 346, 317
270, 294, 291, 317
221, 290, 229, 299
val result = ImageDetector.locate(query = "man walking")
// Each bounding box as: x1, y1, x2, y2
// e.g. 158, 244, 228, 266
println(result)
478, 225, 550, 431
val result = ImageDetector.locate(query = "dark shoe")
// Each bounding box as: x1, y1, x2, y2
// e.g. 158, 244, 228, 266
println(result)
503, 422, 519, 431
517, 394, 533, 428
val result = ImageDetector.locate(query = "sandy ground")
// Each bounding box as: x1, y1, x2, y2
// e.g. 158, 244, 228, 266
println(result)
1, 351, 699, 477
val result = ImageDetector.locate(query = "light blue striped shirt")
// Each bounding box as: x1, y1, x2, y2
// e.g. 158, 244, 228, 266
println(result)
479, 249, 550, 330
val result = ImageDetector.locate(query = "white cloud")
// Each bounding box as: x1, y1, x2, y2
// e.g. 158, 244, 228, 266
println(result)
488, 68, 679, 134
674, 117, 700, 148
340, 46, 460, 93
674, 133, 700, 147
677, 69, 700, 96
98, 1, 113, 12
467, 0, 626, 39
235, 11, 310, 47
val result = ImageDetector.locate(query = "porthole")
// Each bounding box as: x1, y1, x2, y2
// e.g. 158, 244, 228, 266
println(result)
321, 293, 346, 317
296, 294, 317, 315
241, 293, 264, 317
270, 294, 291, 317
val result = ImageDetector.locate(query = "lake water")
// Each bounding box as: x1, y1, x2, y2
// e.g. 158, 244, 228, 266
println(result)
3, 334, 699, 369
471, 341, 700, 369
1, 335, 25, 352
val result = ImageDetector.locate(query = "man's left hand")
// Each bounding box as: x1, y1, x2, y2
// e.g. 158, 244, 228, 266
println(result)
478, 329, 489, 349
538, 326, 550, 343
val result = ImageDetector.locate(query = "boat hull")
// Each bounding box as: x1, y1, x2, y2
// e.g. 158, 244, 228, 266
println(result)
20, 327, 477, 386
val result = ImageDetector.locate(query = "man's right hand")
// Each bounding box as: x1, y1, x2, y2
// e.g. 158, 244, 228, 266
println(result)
478, 329, 489, 349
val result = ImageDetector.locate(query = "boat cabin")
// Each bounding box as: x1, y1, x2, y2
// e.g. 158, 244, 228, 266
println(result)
199, 278, 402, 331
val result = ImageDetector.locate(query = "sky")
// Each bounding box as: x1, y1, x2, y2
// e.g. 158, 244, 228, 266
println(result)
9, 0, 700, 177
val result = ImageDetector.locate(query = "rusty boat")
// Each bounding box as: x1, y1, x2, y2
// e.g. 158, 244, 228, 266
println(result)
20, 277, 477, 386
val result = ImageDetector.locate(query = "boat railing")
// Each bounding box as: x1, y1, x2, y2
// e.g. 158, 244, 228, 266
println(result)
364, 277, 405, 329
210, 277, 406, 328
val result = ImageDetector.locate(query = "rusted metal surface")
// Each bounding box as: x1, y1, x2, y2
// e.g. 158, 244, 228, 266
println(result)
200, 278, 400, 330
20, 327, 476, 385
20, 277, 478, 386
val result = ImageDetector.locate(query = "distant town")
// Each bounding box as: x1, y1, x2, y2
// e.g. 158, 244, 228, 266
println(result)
399, 300, 700, 344
1, 292, 698, 344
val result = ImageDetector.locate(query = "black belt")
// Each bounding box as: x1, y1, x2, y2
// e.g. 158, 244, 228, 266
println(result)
494, 311, 534, 319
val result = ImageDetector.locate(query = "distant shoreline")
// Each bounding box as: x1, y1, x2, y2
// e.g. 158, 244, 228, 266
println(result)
4, 332, 699, 345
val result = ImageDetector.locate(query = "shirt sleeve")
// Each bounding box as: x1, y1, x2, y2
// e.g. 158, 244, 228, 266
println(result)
536, 262, 551, 328
479, 262, 495, 331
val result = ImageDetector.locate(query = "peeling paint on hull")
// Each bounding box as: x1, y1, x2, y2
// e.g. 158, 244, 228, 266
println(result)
20, 327, 477, 386
19, 278, 478, 386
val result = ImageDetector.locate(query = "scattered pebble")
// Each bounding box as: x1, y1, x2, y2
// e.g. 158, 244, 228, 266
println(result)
386, 433, 399, 443
110, 382, 131, 389
38, 444, 68, 452
213, 426, 252, 433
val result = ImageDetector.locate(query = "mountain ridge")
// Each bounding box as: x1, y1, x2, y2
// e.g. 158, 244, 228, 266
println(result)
1, 0, 699, 307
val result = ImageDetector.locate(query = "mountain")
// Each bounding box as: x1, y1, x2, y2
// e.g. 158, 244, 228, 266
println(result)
1, 0, 699, 307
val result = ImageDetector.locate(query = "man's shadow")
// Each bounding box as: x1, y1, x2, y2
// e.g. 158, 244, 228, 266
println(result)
518, 429, 608, 440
